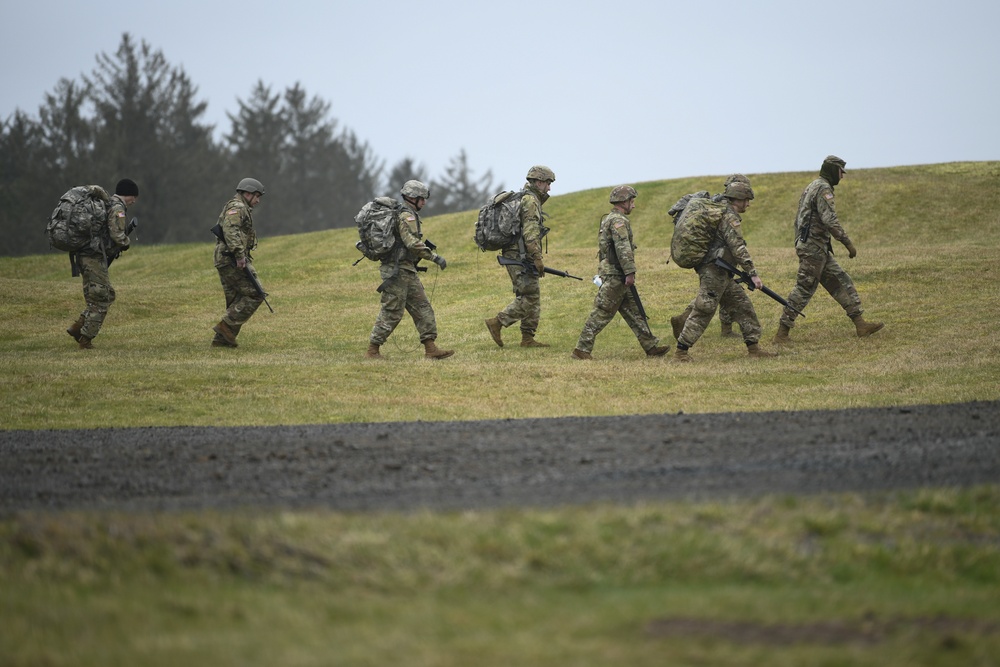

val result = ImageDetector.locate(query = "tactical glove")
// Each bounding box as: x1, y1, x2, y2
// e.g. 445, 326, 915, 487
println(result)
845, 241, 858, 259
433, 254, 447, 270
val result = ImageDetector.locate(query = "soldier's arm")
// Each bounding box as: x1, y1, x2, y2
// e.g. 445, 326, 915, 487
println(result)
519, 195, 543, 260
720, 214, 757, 277
611, 221, 637, 276
817, 186, 851, 246
221, 207, 247, 261
106, 202, 130, 249
396, 211, 436, 261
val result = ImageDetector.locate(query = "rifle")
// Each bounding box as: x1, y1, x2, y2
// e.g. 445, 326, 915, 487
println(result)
210, 223, 274, 313
628, 284, 648, 321
713, 257, 805, 318
496, 255, 583, 280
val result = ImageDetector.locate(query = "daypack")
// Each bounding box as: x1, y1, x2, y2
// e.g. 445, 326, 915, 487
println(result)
46, 185, 111, 252
670, 197, 728, 268
354, 196, 402, 261
474, 190, 524, 251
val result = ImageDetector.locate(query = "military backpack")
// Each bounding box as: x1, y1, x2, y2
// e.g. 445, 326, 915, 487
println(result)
354, 197, 403, 261
474, 190, 525, 251
45, 185, 111, 253
670, 196, 728, 269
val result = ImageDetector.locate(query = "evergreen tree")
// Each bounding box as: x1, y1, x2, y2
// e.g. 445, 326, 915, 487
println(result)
430, 149, 499, 215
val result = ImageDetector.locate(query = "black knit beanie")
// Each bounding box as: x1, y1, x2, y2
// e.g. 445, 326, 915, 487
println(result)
115, 178, 139, 197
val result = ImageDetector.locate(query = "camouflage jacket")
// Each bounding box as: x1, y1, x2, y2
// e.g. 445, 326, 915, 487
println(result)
388, 200, 436, 273
214, 194, 257, 268
598, 209, 637, 277
794, 177, 851, 252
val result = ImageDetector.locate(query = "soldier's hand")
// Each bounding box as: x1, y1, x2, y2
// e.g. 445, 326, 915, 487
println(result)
119, 243, 130, 252
751, 275, 763, 290
534, 258, 545, 277
433, 254, 447, 270
625, 273, 635, 287
845, 241, 858, 259
237, 257, 247, 269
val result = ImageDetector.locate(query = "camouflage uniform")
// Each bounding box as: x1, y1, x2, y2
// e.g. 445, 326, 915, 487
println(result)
213, 194, 264, 343
369, 200, 440, 346
496, 183, 548, 335
676, 204, 762, 349
75, 194, 131, 340
669, 191, 736, 331
575, 209, 662, 354
779, 176, 862, 328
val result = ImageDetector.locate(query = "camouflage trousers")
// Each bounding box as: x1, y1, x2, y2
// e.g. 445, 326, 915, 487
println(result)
683, 298, 734, 326
780, 248, 862, 328
77, 253, 115, 339
576, 275, 660, 354
369, 267, 437, 346
496, 249, 541, 335
216, 262, 264, 328
677, 263, 761, 348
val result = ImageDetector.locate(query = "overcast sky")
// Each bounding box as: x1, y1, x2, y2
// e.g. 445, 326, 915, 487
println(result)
2, 0, 997, 195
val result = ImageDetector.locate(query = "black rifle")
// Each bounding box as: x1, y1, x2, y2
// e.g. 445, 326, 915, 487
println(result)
211, 223, 274, 313
713, 257, 805, 318
628, 284, 648, 321
496, 255, 583, 280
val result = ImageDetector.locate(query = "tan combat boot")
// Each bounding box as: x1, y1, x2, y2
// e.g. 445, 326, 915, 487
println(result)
364, 343, 382, 359
772, 322, 792, 346
424, 340, 455, 360
520, 333, 549, 348
646, 345, 671, 357
852, 315, 885, 338
78, 335, 94, 349
212, 320, 238, 346
670, 307, 692, 340
485, 317, 504, 347
720, 322, 740, 339
673, 348, 693, 362
66, 315, 85, 342
572, 348, 593, 360
746, 343, 777, 358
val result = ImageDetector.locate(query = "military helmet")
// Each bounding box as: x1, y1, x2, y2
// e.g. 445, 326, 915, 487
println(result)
236, 177, 265, 195
722, 173, 750, 187
400, 180, 430, 199
526, 165, 556, 182
724, 181, 755, 200
609, 185, 637, 203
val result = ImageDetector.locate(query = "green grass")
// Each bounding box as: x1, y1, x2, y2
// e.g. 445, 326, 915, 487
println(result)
1, 161, 998, 429
2, 162, 999, 665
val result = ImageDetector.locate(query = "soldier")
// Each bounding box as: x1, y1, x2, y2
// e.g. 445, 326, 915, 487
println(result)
674, 181, 777, 361
773, 155, 883, 344
365, 180, 453, 360
211, 178, 266, 348
485, 165, 555, 348
668, 174, 751, 340
66, 178, 138, 349
572, 186, 670, 360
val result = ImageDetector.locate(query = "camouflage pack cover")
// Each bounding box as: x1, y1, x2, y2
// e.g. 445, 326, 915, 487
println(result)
46, 185, 111, 253
670, 197, 728, 269
354, 196, 402, 261
474, 190, 524, 251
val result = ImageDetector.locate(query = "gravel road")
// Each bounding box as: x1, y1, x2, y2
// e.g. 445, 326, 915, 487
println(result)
2, 401, 997, 513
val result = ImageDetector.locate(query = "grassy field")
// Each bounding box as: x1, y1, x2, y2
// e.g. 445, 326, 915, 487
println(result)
2, 162, 999, 665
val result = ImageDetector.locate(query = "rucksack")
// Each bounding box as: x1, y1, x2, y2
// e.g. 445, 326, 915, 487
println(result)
46, 185, 110, 252
670, 197, 728, 268
667, 190, 710, 223
354, 196, 402, 261
474, 190, 524, 251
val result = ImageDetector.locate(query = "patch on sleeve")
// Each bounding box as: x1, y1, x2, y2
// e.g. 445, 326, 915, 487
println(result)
406, 215, 416, 222
823, 192, 834, 201
227, 209, 239, 215
613, 221, 626, 230
117, 211, 126, 217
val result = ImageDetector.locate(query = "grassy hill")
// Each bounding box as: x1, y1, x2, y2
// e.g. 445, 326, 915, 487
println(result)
1, 161, 998, 430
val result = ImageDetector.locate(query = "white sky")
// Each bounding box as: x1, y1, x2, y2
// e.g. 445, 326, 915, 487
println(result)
2, 0, 997, 195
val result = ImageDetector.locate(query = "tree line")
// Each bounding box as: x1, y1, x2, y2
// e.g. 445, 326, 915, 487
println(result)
0, 34, 500, 257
